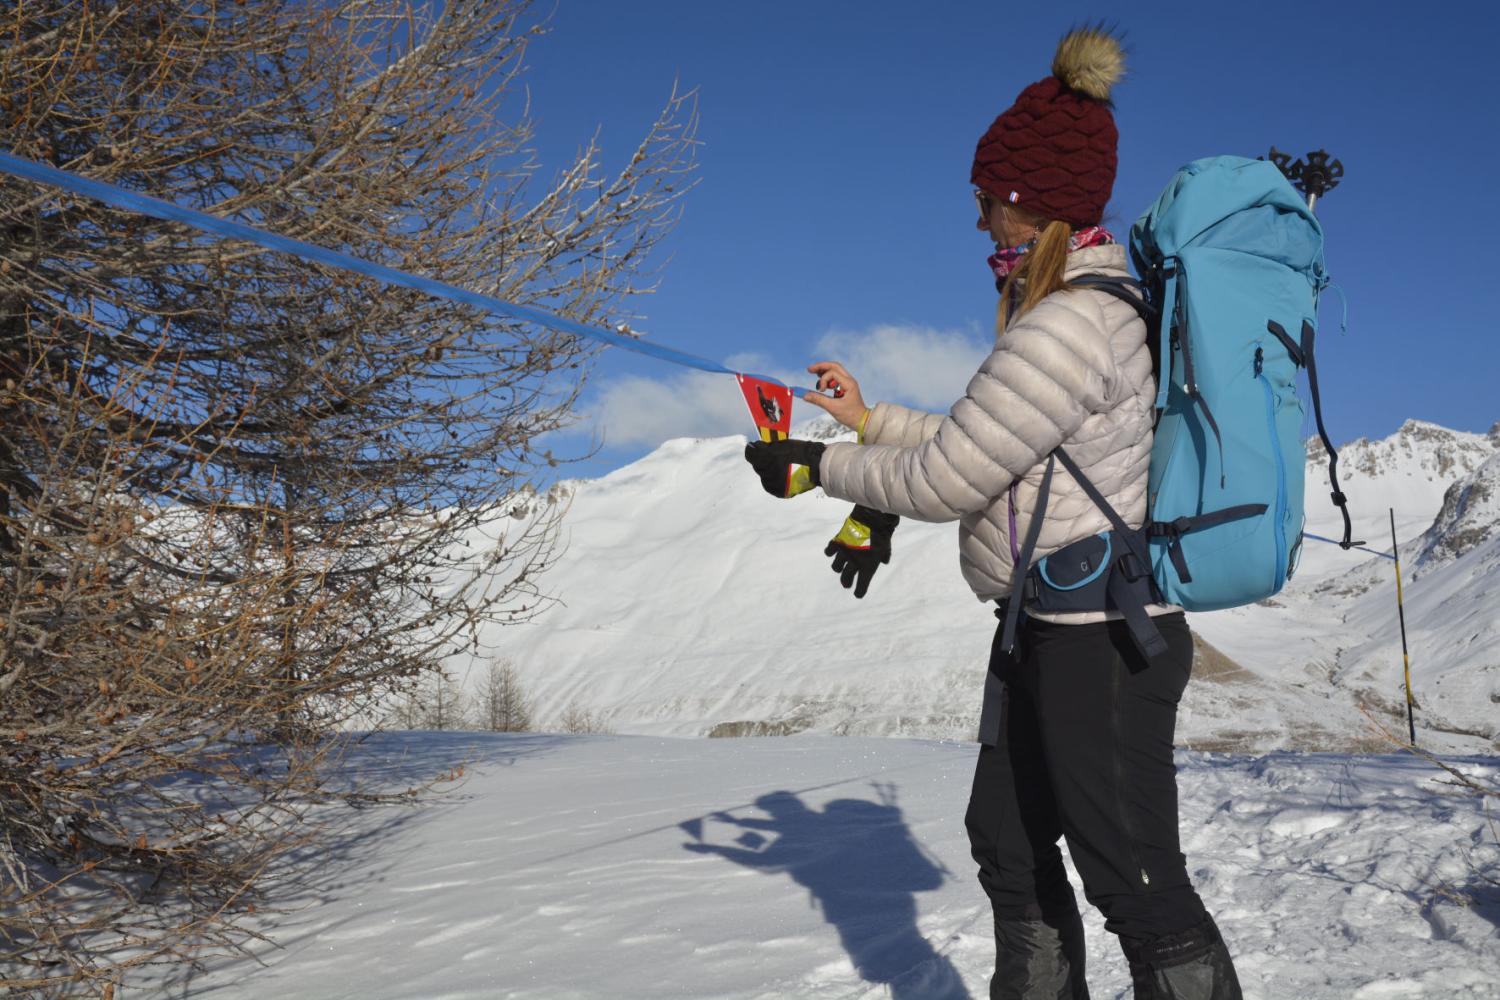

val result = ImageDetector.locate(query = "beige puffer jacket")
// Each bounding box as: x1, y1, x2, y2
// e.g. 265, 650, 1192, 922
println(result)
818, 243, 1178, 621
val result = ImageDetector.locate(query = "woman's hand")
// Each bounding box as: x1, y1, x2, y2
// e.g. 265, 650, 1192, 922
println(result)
801, 361, 870, 431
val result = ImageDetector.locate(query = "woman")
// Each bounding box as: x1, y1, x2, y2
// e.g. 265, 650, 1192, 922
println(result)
743, 28, 1243, 1000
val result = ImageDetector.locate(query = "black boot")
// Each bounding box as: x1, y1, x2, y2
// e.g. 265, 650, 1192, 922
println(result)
1121, 916, 1242, 1000
990, 908, 1090, 999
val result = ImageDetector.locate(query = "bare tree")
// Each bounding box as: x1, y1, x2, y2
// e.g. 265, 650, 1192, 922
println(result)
383, 670, 470, 731
388, 688, 430, 732
480, 660, 533, 732
558, 702, 614, 735
424, 670, 472, 732
0, 1, 695, 993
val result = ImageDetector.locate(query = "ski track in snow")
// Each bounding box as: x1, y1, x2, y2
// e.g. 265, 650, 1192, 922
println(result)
150, 733, 1500, 1000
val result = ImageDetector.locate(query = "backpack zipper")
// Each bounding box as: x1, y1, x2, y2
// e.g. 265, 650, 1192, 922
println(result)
1253, 346, 1288, 589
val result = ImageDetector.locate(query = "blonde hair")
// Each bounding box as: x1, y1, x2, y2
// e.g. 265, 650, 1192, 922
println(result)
997, 215, 1075, 333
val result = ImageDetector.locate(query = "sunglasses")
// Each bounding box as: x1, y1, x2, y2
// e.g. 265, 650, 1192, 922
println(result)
974, 189, 994, 222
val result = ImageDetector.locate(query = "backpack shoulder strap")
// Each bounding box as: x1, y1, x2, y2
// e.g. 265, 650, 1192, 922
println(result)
1071, 274, 1158, 327
999, 454, 1054, 657
1071, 274, 1164, 394
1297, 319, 1360, 548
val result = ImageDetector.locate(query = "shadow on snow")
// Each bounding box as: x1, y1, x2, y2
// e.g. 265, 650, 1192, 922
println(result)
681, 781, 971, 1000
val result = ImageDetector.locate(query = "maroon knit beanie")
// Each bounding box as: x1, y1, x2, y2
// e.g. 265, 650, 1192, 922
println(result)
971, 28, 1125, 228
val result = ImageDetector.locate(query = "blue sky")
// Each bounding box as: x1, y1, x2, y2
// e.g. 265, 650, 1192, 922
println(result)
514, 1, 1499, 478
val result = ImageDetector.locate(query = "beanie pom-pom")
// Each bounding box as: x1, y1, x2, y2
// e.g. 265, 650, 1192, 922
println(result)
1051, 26, 1126, 102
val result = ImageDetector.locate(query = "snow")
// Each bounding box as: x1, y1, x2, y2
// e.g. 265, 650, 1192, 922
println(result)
130, 418, 1500, 996
449, 417, 1500, 755
156, 732, 1500, 999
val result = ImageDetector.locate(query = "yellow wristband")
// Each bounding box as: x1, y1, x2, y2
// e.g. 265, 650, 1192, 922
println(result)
856, 408, 871, 445
786, 464, 816, 497
832, 514, 873, 549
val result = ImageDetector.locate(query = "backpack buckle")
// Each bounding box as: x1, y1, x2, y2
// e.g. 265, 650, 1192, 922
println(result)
1150, 516, 1194, 538
1118, 550, 1151, 583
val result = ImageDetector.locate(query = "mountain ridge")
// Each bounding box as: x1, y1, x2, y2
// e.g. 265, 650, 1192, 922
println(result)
454, 416, 1500, 753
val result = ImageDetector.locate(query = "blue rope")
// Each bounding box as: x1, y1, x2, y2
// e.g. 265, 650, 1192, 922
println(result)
0, 150, 819, 396
1304, 531, 1395, 561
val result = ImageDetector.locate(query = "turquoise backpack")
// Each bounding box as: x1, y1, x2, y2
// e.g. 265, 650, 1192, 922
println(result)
1128, 154, 1353, 608
996, 156, 1355, 669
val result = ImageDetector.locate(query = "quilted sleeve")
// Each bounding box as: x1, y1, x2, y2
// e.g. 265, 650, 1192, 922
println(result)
818, 291, 1117, 522
860, 402, 946, 448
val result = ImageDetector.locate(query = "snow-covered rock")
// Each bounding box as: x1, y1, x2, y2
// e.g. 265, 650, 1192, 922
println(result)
1416, 451, 1500, 570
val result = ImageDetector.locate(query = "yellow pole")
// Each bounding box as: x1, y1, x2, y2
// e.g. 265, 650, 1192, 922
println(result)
1389, 508, 1415, 746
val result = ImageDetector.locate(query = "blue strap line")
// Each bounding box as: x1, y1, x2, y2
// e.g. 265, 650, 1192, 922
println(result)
1304, 531, 1395, 561
0, 150, 820, 398
1326, 281, 1349, 336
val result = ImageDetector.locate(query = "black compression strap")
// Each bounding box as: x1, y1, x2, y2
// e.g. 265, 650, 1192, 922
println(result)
1149, 504, 1267, 584
1265, 320, 1306, 367
1301, 320, 1359, 547
1169, 266, 1225, 488
1107, 568, 1170, 659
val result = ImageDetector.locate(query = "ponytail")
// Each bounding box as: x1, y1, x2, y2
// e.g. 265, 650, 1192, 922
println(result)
997, 218, 1074, 333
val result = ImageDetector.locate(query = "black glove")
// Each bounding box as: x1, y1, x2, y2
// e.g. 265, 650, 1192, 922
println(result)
743, 439, 825, 498
825, 504, 899, 598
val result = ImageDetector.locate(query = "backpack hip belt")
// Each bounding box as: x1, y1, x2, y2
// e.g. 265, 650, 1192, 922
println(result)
1023, 528, 1163, 617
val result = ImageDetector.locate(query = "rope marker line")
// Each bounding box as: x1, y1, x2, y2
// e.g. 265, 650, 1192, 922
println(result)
0, 150, 817, 397
1302, 531, 1396, 560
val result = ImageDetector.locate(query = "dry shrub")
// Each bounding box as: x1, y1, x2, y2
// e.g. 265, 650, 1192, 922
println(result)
558, 702, 613, 735
0, 1, 695, 993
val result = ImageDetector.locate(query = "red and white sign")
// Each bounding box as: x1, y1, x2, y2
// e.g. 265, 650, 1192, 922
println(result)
736, 375, 793, 443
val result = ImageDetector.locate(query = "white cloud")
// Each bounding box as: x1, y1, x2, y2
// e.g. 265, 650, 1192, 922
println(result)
588, 371, 753, 447
569, 325, 991, 450
811, 324, 990, 412
577, 351, 804, 449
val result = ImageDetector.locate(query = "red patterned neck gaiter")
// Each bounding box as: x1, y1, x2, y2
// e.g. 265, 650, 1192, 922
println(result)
987, 225, 1115, 283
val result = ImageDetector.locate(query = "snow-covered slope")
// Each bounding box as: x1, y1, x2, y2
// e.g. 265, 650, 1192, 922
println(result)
452, 418, 1500, 753
1290, 446, 1500, 748
155, 732, 1500, 1000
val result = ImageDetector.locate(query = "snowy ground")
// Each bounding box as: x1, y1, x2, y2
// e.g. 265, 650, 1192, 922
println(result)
156, 732, 1500, 1000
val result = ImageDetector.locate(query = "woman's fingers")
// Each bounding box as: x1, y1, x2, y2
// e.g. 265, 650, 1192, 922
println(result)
803, 361, 869, 429
801, 390, 832, 413
807, 361, 855, 392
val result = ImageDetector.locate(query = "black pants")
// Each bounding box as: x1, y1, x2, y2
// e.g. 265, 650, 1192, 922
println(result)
965, 611, 1208, 945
